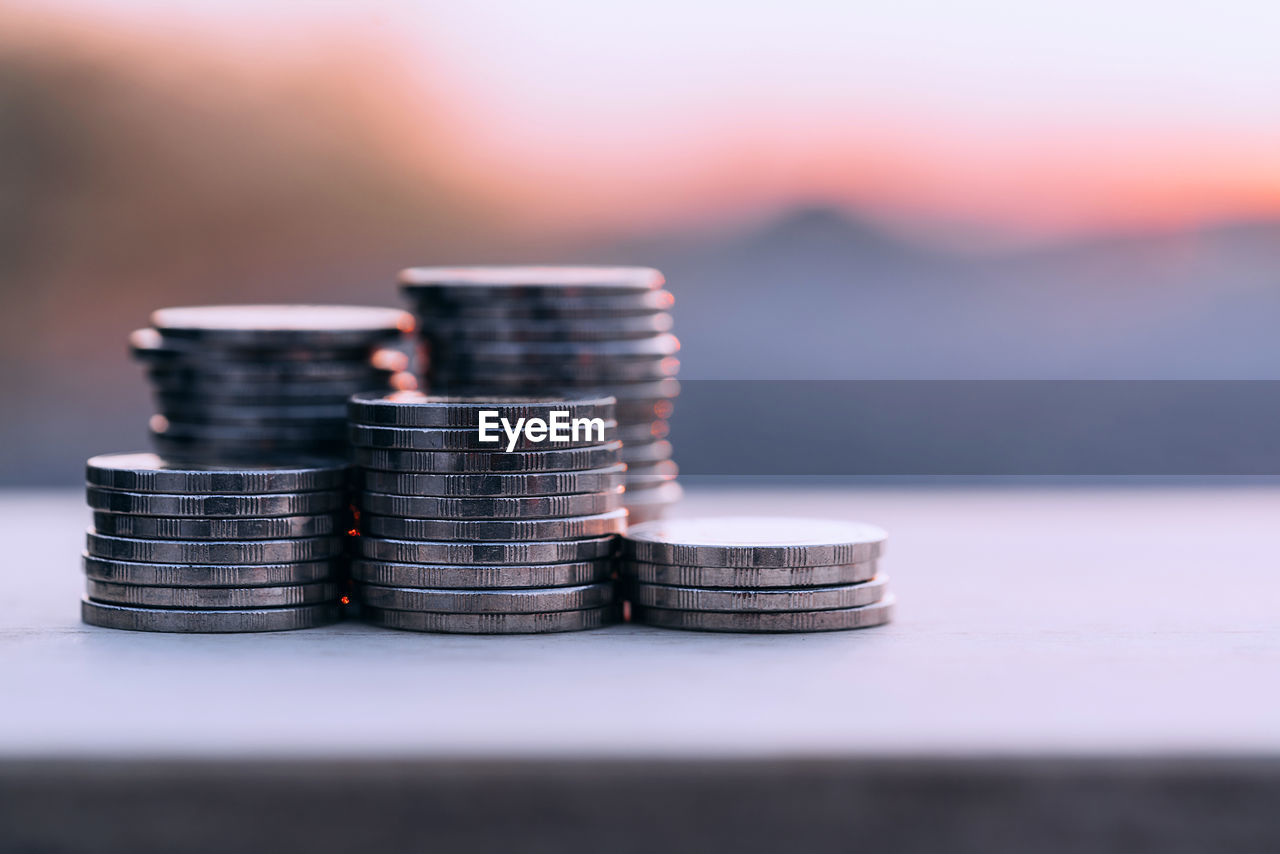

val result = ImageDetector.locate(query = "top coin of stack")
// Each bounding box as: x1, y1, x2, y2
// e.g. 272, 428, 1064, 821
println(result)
80, 453, 351, 633
131, 304, 416, 462
398, 266, 681, 524
347, 392, 627, 633
620, 517, 894, 633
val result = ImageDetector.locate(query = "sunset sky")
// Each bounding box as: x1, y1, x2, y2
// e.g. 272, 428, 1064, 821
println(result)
20, 0, 1280, 243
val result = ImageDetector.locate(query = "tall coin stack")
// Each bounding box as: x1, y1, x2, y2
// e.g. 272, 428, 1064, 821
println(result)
398, 266, 682, 524
621, 517, 895, 633
130, 305, 415, 462
347, 392, 625, 633
80, 453, 350, 632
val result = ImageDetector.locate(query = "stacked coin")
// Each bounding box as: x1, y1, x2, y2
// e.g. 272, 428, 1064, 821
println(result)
348, 392, 626, 633
620, 517, 895, 633
130, 304, 416, 462
398, 266, 682, 524
80, 453, 350, 632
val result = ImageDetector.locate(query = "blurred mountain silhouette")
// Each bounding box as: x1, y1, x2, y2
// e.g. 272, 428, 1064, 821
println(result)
3, 19, 1280, 482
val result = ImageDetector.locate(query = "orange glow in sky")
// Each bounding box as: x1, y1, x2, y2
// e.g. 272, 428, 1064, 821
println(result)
11, 0, 1280, 243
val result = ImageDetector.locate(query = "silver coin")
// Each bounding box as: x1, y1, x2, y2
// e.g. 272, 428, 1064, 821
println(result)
82, 554, 343, 587
432, 333, 679, 361
353, 442, 622, 473
625, 576, 888, 612
356, 534, 616, 565
407, 288, 674, 318
632, 596, 895, 633
90, 511, 341, 540
362, 604, 615, 634
150, 305, 414, 347
348, 421, 617, 452
148, 374, 401, 401
129, 328, 383, 364
153, 400, 351, 424
355, 465, 626, 498
348, 392, 615, 428
399, 265, 663, 294
430, 377, 680, 403
85, 453, 349, 493
351, 490, 620, 520
623, 517, 888, 567
85, 487, 346, 518
144, 354, 408, 383
350, 558, 611, 589
358, 509, 627, 541
619, 558, 879, 589
619, 439, 674, 465
621, 459, 679, 489
85, 531, 347, 564
422, 312, 672, 341
152, 418, 348, 443
429, 359, 677, 384
355, 581, 614, 613
81, 599, 343, 633
86, 580, 340, 609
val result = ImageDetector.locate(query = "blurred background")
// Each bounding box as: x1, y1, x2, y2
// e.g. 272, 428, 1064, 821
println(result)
3, 0, 1279, 483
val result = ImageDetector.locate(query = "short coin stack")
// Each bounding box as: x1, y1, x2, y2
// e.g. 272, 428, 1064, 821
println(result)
398, 266, 682, 524
80, 453, 350, 632
347, 392, 626, 633
130, 304, 415, 462
621, 517, 894, 633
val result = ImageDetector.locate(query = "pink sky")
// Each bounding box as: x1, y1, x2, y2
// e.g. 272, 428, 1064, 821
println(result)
14, 0, 1280, 243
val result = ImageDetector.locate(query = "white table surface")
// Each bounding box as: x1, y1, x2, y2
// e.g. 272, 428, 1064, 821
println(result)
3, 477, 1276, 759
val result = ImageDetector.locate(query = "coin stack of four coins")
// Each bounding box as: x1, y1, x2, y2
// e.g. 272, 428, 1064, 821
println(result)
399, 266, 682, 524
621, 517, 895, 633
130, 305, 415, 462
348, 393, 626, 633
80, 454, 350, 632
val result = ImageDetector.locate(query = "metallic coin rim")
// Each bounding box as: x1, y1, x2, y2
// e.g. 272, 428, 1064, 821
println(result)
353, 442, 622, 473
354, 581, 615, 613
81, 554, 344, 587
90, 511, 341, 540
355, 464, 626, 499
348, 422, 618, 452
84, 487, 346, 518
624, 575, 889, 612
81, 599, 343, 633
86, 580, 340, 609
349, 558, 611, 589
347, 392, 616, 428
85, 453, 349, 493
361, 604, 615, 634
631, 596, 896, 633
622, 517, 888, 567
358, 509, 627, 541
85, 531, 347, 565
355, 534, 616, 565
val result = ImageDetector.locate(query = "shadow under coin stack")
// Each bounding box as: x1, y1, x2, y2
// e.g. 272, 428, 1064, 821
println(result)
621, 517, 895, 633
80, 453, 350, 632
130, 305, 415, 462
398, 267, 682, 525
347, 392, 626, 633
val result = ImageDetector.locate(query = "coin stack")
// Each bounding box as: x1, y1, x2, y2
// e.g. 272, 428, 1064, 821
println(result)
620, 517, 895, 633
347, 392, 626, 633
130, 305, 415, 462
79, 453, 350, 632
398, 266, 682, 524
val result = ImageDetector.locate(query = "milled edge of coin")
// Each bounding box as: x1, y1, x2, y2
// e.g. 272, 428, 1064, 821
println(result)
89, 512, 341, 540
348, 490, 621, 521
82, 555, 343, 587
348, 421, 618, 452
355, 464, 626, 499
350, 558, 611, 589
353, 442, 622, 473
354, 582, 615, 613
355, 534, 616, 565
347, 392, 616, 428
84, 487, 346, 518
624, 576, 889, 612
429, 361, 676, 383
81, 599, 343, 633
431, 332, 680, 361
619, 559, 879, 589
358, 509, 628, 541
86, 580, 340, 609
361, 604, 615, 634
632, 596, 896, 633
85, 531, 347, 565
622, 517, 889, 567
85, 453, 349, 494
